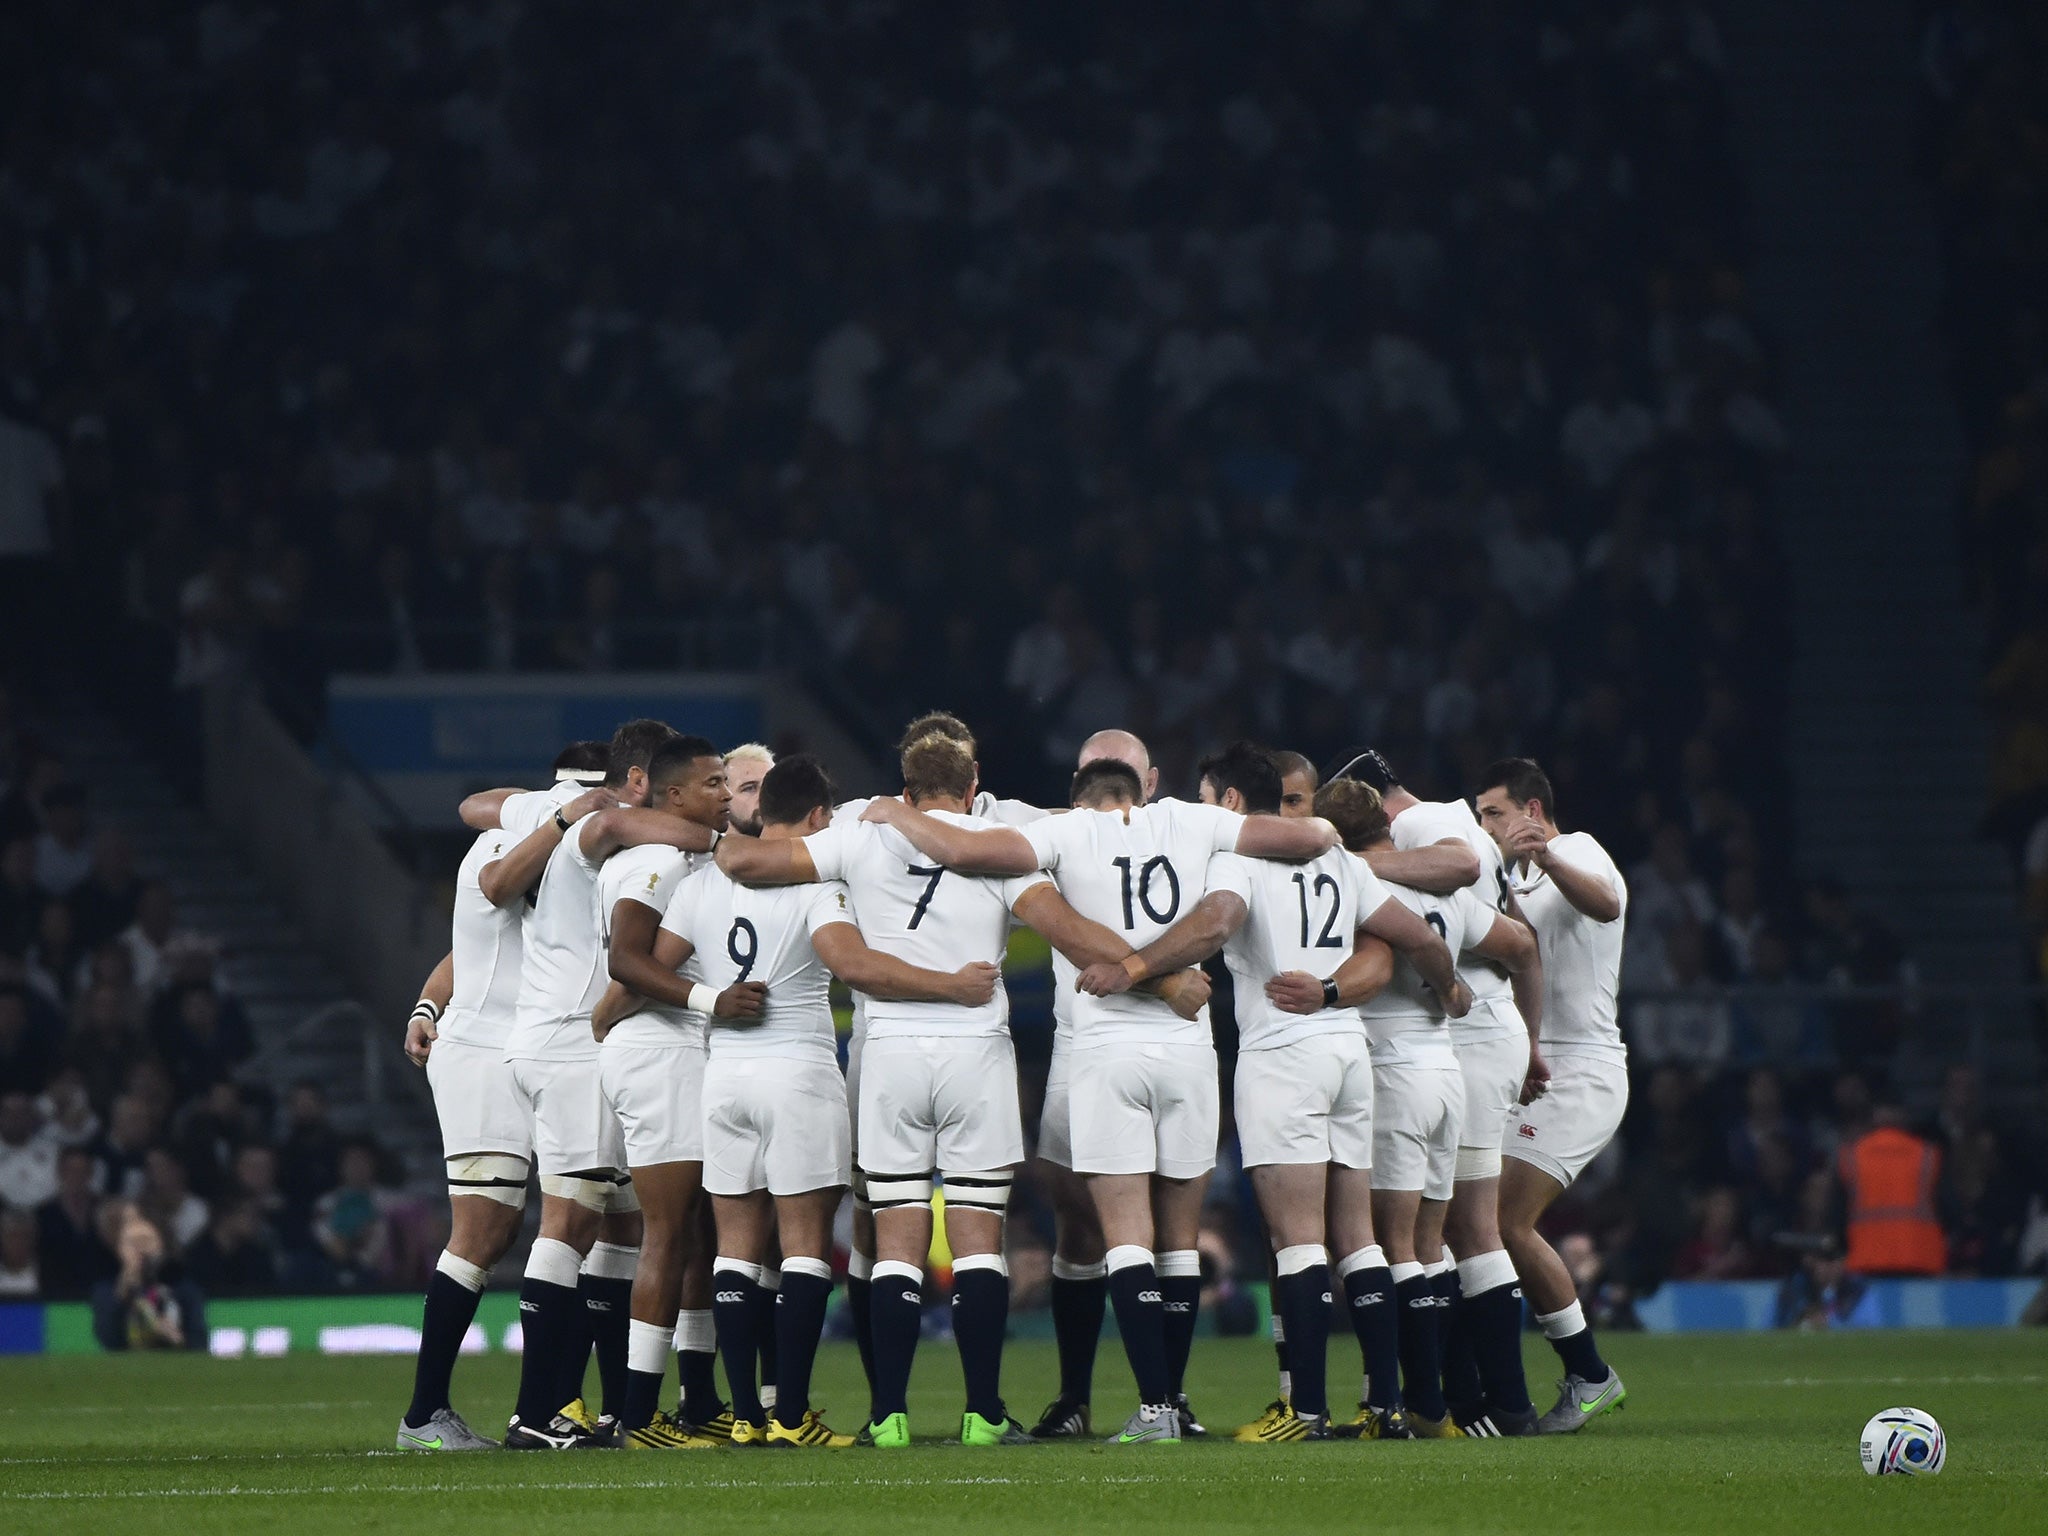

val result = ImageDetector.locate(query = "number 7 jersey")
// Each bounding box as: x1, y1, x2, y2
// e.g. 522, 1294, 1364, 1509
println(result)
1021, 798, 1245, 1048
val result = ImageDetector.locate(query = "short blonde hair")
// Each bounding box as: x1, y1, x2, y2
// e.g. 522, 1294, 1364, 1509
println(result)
725, 742, 775, 770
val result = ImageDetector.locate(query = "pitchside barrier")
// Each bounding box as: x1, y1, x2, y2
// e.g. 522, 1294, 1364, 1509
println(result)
2, 1279, 2039, 1358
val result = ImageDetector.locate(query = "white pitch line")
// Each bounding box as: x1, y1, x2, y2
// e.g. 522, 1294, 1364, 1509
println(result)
0, 1400, 377, 1417
1734, 1375, 2043, 1388
1, 1474, 1163, 1503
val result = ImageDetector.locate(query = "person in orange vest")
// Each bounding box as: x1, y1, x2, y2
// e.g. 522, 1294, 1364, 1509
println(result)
1837, 1104, 1947, 1278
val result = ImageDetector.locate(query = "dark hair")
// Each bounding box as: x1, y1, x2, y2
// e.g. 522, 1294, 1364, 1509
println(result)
1315, 780, 1390, 851
758, 754, 836, 826
552, 739, 611, 776
1270, 750, 1319, 790
647, 734, 722, 790
1477, 756, 1556, 820
1324, 746, 1398, 793
897, 711, 976, 755
901, 732, 975, 803
1070, 758, 1143, 807
606, 718, 681, 786
1197, 740, 1284, 815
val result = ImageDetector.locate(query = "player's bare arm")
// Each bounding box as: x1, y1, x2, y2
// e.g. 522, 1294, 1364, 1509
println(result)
457, 786, 523, 831
1233, 813, 1341, 861
1265, 933, 1395, 1014
1077, 890, 1248, 996
1508, 822, 1621, 922
1010, 883, 1208, 1018
713, 829, 821, 885
477, 786, 611, 907
811, 921, 998, 1006
403, 950, 455, 1066
859, 797, 1039, 874
598, 907, 765, 1040
579, 804, 719, 862
1361, 894, 1467, 1015
1361, 837, 1481, 895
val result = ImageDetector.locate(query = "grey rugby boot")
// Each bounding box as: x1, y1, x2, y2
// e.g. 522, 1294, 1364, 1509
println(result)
1535, 1371, 1627, 1434
397, 1407, 499, 1450
1110, 1403, 1182, 1446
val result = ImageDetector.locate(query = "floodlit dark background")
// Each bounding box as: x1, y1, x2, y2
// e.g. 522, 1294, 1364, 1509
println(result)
0, 2, 2043, 1330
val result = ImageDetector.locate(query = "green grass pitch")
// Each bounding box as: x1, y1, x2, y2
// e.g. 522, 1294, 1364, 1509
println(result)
3, 1330, 2044, 1535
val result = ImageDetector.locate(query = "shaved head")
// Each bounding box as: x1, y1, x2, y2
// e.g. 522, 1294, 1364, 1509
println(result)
1077, 729, 1159, 804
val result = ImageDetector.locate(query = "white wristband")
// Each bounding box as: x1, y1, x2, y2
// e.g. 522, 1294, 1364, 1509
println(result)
410, 999, 442, 1023
686, 983, 721, 1016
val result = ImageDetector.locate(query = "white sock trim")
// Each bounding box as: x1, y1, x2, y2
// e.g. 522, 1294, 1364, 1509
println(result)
1536, 1299, 1587, 1340
1104, 1244, 1153, 1276
847, 1250, 874, 1282
1274, 1243, 1327, 1278
1390, 1261, 1426, 1286
1155, 1248, 1201, 1279
584, 1241, 639, 1281
672, 1309, 714, 1354
758, 1267, 781, 1293
872, 1259, 923, 1285
1457, 1248, 1520, 1297
1051, 1256, 1106, 1283
1440, 1243, 1456, 1269
782, 1255, 833, 1283
713, 1256, 766, 1285
525, 1237, 582, 1290
436, 1250, 488, 1292
953, 1252, 1007, 1277
1422, 1257, 1449, 1281
1270, 1311, 1287, 1343
1335, 1244, 1387, 1279
628, 1318, 671, 1374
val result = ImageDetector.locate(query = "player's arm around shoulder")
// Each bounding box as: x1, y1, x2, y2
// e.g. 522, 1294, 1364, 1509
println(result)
860, 796, 1040, 874
1233, 811, 1341, 862
715, 829, 822, 885
812, 919, 995, 1006
1362, 836, 1481, 894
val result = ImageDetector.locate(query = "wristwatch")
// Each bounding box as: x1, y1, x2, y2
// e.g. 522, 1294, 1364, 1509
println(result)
1321, 976, 1343, 1008
553, 806, 573, 833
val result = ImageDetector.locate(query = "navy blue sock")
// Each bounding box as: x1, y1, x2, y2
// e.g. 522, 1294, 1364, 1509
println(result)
1550, 1318, 1609, 1384
676, 1341, 723, 1425
623, 1368, 662, 1431
752, 1277, 780, 1386
712, 1266, 764, 1425
513, 1277, 580, 1426
1274, 1265, 1332, 1419
1468, 1281, 1533, 1414
1343, 1263, 1401, 1411
869, 1263, 923, 1420
1159, 1263, 1202, 1399
580, 1271, 633, 1419
951, 1263, 1009, 1424
406, 1269, 482, 1425
555, 1290, 594, 1415
773, 1267, 833, 1429
1106, 1257, 1169, 1406
1440, 1269, 1483, 1418
1396, 1271, 1446, 1420
1049, 1270, 1104, 1405
848, 1274, 875, 1405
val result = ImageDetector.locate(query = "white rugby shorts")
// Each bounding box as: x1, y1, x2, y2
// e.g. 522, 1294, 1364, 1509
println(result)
1371, 1058, 1465, 1200
427, 1036, 533, 1162
509, 1053, 626, 1177
1502, 1048, 1628, 1188
598, 1038, 707, 1168
1036, 1033, 1074, 1169
1068, 1041, 1218, 1180
1234, 1033, 1374, 1170
857, 1034, 1024, 1178
702, 1055, 851, 1197
1455, 1008, 1531, 1157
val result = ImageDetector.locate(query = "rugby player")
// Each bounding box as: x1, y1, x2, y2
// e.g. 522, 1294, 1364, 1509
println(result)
1475, 758, 1629, 1433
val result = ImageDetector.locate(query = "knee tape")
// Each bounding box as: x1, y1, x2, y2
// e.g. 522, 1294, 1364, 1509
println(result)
1455, 1144, 1503, 1181
446, 1152, 529, 1209
940, 1170, 1013, 1214
864, 1170, 935, 1211
1156, 1249, 1202, 1279
605, 1175, 640, 1215
541, 1173, 615, 1212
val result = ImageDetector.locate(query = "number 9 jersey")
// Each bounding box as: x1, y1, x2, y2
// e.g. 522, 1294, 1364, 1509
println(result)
1020, 798, 1245, 1047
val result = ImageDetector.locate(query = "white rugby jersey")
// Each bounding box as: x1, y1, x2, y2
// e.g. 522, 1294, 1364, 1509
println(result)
802, 812, 1046, 1041
661, 864, 846, 1064
439, 782, 583, 1050
1508, 831, 1628, 1058
1360, 879, 1496, 1069
1207, 844, 1386, 1052
598, 845, 707, 1050
1021, 797, 1243, 1049
1391, 797, 1518, 1031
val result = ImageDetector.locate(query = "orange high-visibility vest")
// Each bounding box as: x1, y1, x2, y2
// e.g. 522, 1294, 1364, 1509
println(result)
1839, 1127, 1946, 1276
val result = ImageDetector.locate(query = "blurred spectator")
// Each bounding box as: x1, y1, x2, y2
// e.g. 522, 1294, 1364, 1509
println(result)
1671, 1186, 1759, 1279
118, 882, 182, 996
35, 1145, 115, 1298
1839, 1104, 1947, 1278
0, 1090, 57, 1209
0, 1209, 37, 1297
1773, 1236, 1879, 1330
135, 1147, 208, 1255
310, 1140, 397, 1289
151, 983, 254, 1099
91, 1093, 160, 1199
70, 831, 143, 949
278, 1083, 342, 1225
183, 1199, 282, 1296
31, 784, 92, 897
91, 1211, 204, 1351
0, 985, 56, 1096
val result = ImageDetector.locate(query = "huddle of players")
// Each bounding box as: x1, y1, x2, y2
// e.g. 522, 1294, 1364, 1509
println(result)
393, 710, 1631, 1451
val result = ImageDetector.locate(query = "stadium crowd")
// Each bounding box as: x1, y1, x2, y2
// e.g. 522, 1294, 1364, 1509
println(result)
1920, 0, 2048, 993
2, 1, 2041, 1329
